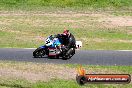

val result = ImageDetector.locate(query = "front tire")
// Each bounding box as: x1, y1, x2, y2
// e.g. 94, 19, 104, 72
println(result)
33, 48, 45, 58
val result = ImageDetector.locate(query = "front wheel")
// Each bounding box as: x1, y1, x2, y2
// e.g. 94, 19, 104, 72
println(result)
33, 48, 45, 58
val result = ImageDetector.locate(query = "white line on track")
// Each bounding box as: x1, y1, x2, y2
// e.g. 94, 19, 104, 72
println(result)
23, 48, 81, 51
23, 48, 132, 51
23, 48, 36, 49
117, 50, 132, 51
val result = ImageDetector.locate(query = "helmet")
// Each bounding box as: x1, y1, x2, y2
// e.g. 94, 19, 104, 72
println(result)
63, 29, 69, 35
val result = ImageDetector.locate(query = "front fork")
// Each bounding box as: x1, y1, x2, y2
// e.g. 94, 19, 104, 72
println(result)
39, 45, 49, 55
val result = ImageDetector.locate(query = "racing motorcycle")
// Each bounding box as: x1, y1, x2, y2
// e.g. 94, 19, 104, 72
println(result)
33, 35, 82, 60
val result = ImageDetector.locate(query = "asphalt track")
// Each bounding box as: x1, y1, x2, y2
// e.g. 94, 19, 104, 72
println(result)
0, 48, 132, 66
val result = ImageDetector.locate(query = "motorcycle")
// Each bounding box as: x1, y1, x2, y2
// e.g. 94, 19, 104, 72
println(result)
33, 35, 82, 60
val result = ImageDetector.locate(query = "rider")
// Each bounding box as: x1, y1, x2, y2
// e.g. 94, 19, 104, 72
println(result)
57, 28, 76, 51
63, 29, 76, 49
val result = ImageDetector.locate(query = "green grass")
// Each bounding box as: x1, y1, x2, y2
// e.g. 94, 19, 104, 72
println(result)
0, 78, 31, 88
65, 64, 132, 73
0, 78, 131, 88
0, 0, 132, 50
32, 79, 132, 88
0, 12, 132, 50
0, 0, 132, 11
0, 60, 131, 88
0, 1, 131, 88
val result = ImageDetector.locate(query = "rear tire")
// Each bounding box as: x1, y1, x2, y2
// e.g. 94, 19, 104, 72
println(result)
62, 55, 70, 60
33, 48, 45, 58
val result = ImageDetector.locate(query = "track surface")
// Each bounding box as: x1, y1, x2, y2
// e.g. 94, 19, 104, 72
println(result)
0, 48, 132, 66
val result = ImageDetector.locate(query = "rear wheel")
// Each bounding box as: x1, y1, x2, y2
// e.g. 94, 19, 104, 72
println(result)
62, 55, 70, 60
33, 48, 45, 58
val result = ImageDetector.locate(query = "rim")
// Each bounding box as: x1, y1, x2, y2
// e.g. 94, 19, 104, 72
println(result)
35, 50, 45, 57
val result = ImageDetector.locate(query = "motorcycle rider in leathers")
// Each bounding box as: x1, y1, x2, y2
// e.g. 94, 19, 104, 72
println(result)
57, 29, 76, 55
